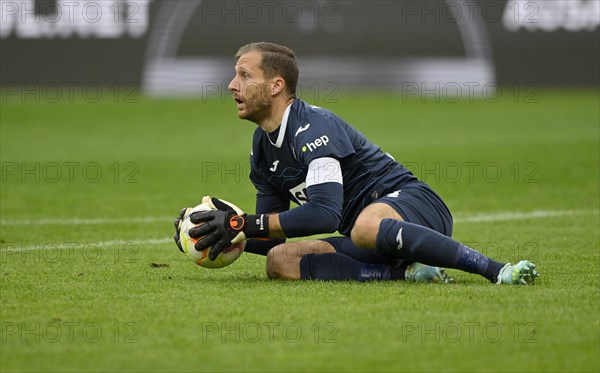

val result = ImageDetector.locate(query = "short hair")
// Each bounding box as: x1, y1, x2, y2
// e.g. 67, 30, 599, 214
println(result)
235, 42, 299, 97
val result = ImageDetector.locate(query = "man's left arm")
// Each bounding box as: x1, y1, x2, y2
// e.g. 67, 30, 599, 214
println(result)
243, 182, 289, 254
188, 157, 345, 260
272, 157, 344, 237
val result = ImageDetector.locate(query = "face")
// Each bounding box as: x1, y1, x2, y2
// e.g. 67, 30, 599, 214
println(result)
228, 51, 273, 124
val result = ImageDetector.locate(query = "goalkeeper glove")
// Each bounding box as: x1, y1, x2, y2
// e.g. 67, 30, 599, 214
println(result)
189, 197, 269, 260
173, 207, 187, 253
172, 196, 235, 253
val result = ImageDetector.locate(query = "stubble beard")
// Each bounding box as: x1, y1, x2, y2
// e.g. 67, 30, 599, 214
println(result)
239, 85, 272, 125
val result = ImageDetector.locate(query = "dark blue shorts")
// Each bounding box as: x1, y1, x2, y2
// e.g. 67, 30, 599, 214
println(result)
376, 182, 453, 237
320, 182, 453, 267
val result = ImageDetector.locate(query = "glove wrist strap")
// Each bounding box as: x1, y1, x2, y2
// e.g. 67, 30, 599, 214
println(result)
244, 214, 270, 238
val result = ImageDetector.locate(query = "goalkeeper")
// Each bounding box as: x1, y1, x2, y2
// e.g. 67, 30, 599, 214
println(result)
174, 42, 539, 284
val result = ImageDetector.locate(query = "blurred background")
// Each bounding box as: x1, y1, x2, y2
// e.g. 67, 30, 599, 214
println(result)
1, 0, 599, 96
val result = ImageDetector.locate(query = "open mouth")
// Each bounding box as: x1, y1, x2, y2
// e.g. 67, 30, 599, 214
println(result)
234, 98, 246, 112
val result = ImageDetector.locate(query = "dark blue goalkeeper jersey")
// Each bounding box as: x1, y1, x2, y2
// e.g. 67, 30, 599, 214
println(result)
249, 98, 417, 237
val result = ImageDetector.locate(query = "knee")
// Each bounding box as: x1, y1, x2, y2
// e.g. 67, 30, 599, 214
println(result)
350, 215, 379, 249
266, 245, 283, 279
266, 244, 297, 280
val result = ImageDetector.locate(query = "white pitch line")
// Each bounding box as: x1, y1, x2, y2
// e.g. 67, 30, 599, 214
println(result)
0, 216, 173, 226
0, 209, 597, 252
454, 209, 598, 223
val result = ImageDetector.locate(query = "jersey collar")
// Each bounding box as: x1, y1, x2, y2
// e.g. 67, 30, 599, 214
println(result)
269, 102, 293, 148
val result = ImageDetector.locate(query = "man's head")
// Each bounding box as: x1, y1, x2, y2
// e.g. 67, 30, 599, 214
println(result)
228, 42, 298, 125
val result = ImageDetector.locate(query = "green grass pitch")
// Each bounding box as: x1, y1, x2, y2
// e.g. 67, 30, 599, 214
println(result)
1, 89, 598, 372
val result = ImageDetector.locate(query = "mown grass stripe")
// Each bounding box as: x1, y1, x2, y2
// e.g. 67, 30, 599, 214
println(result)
1, 209, 597, 252
1, 209, 597, 226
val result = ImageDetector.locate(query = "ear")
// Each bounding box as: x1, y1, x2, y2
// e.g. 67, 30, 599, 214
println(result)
271, 77, 285, 96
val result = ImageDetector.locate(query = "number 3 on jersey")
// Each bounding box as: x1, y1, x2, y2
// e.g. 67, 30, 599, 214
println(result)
289, 182, 308, 205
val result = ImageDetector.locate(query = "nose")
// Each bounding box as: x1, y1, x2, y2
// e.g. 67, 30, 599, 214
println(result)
228, 76, 239, 92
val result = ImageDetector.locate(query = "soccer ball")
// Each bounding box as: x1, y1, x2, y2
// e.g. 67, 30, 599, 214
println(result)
178, 199, 246, 269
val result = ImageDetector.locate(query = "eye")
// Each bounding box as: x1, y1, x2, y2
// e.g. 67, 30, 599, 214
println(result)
241, 72, 249, 79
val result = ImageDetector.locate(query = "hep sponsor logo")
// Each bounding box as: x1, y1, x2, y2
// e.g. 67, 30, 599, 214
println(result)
302, 135, 329, 153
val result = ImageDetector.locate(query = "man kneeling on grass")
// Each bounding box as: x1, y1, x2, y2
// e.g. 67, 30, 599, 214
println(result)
174, 42, 539, 285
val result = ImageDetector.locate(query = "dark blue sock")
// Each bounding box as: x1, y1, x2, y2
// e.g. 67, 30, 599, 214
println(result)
376, 219, 505, 282
299, 253, 399, 282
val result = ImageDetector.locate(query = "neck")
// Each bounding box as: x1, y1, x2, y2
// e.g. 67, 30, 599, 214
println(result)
258, 96, 295, 133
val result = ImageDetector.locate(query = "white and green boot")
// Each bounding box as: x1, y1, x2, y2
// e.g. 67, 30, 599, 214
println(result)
405, 262, 453, 283
496, 260, 539, 285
